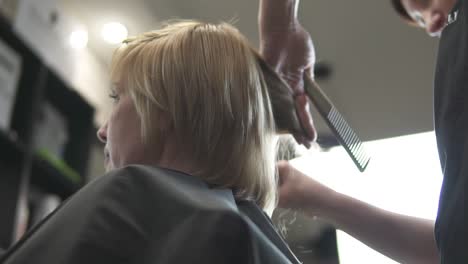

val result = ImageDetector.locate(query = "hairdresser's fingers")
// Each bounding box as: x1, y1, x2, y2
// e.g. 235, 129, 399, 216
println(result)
290, 96, 312, 148
300, 68, 316, 149
294, 133, 312, 149
280, 70, 304, 95
295, 94, 317, 144
306, 67, 314, 80
292, 133, 306, 148
303, 137, 312, 149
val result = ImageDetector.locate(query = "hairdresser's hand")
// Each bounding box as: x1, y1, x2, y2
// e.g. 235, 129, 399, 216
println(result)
259, 0, 317, 147
277, 160, 335, 217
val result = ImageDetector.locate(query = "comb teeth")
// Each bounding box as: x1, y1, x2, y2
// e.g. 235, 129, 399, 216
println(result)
327, 107, 370, 172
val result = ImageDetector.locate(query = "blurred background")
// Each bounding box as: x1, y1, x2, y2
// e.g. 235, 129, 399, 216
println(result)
0, 0, 441, 263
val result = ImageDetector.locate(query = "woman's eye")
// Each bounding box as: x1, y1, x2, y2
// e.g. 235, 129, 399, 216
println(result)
109, 91, 120, 102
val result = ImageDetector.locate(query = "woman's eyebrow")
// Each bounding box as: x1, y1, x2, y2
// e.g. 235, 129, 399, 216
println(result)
110, 83, 122, 93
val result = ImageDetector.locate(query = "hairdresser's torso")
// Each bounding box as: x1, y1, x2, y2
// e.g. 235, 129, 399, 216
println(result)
433, 0, 468, 262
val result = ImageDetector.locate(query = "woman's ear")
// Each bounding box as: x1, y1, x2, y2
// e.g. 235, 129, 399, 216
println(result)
254, 51, 304, 136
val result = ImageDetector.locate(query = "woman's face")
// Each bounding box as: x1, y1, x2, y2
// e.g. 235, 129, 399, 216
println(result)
97, 87, 154, 172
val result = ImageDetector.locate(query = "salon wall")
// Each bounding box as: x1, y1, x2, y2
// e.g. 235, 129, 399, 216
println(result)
299, 0, 438, 141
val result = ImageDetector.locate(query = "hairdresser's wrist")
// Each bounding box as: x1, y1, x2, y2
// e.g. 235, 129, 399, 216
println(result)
308, 189, 359, 228
259, 0, 300, 37
297, 177, 340, 221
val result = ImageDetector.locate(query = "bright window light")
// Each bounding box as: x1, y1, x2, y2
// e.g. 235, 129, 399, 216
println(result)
101, 22, 128, 44
290, 131, 443, 264
69, 29, 88, 50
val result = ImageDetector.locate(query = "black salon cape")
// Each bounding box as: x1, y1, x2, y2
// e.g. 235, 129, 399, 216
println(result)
0, 165, 300, 264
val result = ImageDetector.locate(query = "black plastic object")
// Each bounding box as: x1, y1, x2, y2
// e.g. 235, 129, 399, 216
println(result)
303, 74, 370, 172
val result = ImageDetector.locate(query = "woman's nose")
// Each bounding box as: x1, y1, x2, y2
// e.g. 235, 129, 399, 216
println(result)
97, 122, 108, 143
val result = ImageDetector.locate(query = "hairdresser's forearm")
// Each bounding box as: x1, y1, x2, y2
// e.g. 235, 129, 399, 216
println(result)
310, 190, 439, 264
259, 0, 300, 70
259, 0, 299, 34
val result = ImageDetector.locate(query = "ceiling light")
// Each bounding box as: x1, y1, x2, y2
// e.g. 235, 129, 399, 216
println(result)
101, 22, 128, 44
69, 29, 88, 49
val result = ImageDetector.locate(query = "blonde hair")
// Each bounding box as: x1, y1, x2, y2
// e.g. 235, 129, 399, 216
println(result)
110, 21, 287, 213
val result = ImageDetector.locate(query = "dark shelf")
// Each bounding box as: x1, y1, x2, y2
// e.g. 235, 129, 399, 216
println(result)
0, 10, 94, 247
0, 129, 25, 164
45, 71, 95, 176
31, 154, 82, 200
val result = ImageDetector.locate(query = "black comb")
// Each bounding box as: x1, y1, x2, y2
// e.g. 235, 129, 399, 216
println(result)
303, 74, 370, 172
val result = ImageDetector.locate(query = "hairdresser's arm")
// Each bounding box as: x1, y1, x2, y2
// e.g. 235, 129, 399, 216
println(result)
259, 0, 313, 80
259, 0, 316, 147
277, 161, 439, 264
